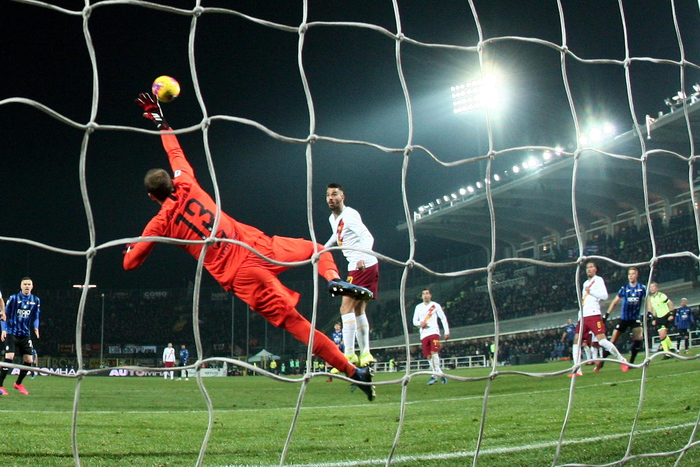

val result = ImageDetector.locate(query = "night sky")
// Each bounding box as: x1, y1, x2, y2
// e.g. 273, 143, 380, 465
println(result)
1, 0, 699, 293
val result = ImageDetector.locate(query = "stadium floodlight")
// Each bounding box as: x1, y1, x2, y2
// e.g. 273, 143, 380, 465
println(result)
451, 72, 502, 114
493, 174, 500, 181
443, 195, 450, 202
467, 186, 475, 193
476, 181, 483, 189
512, 165, 520, 173
451, 193, 458, 199
459, 188, 467, 196
543, 151, 552, 161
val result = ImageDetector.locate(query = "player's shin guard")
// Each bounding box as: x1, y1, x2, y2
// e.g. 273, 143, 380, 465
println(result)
572, 344, 581, 366
341, 313, 357, 357
630, 340, 642, 363
0, 359, 12, 386
356, 314, 370, 354
432, 354, 443, 375
282, 312, 355, 376
16, 369, 28, 385
318, 251, 341, 282
598, 338, 621, 359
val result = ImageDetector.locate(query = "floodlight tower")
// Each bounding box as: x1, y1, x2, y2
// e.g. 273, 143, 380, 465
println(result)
451, 72, 502, 173
451, 73, 501, 114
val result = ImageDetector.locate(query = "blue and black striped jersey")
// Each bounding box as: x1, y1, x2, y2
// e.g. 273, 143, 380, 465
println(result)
2, 292, 40, 337
675, 306, 694, 330
617, 282, 646, 321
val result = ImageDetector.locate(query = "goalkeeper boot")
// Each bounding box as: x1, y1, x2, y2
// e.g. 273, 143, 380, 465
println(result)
331, 354, 358, 374
441, 376, 448, 384
350, 366, 376, 401
359, 352, 375, 367
328, 279, 374, 301
427, 376, 438, 385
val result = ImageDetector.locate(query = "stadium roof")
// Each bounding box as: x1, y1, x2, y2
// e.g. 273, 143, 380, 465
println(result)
398, 99, 700, 253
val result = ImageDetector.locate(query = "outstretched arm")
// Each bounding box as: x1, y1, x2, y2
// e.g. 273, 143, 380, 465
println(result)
123, 239, 156, 270
136, 92, 195, 178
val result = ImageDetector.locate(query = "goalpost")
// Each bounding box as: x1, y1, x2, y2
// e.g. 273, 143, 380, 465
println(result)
2, 0, 700, 465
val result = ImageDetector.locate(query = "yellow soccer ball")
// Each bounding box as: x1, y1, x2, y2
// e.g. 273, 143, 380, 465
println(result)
152, 75, 181, 103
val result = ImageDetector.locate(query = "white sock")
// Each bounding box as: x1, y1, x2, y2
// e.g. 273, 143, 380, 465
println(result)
356, 314, 371, 354
599, 338, 622, 360
572, 344, 581, 366
583, 346, 591, 361
432, 354, 443, 375
341, 313, 357, 356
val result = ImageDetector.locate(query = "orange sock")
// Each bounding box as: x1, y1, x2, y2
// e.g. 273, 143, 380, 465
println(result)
319, 250, 341, 282
282, 311, 354, 376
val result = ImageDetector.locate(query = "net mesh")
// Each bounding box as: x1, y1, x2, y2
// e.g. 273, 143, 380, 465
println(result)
2, 0, 700, 465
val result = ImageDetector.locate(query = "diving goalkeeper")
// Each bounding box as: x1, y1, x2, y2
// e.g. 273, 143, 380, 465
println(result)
123, 93, 375, 401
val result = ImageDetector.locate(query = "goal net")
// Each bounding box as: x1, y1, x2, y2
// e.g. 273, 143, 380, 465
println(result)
2, 0, 700, 465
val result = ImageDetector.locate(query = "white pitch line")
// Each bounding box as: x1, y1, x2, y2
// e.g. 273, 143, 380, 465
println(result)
218, 422, 698, 467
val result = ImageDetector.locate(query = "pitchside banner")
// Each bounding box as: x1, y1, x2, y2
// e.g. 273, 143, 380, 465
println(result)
19, 367, 227, 377
110, 368, 226, 377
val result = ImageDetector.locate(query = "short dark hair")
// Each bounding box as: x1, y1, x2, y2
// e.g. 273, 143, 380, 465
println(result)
145, 168, 174, 201
327, 182, 344, 192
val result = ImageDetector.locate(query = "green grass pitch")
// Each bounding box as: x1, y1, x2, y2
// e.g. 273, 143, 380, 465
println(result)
1, 356, 699, 466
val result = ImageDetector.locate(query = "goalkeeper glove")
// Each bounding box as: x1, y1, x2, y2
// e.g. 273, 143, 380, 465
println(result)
136, 93, 170, 130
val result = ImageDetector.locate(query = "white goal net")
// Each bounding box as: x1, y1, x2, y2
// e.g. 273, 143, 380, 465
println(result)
2, 0, 700, 466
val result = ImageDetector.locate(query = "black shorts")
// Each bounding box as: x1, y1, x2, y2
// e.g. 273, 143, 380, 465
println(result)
656, 315, 672, 330
615, 319, 642, 334
677, 328, 690, 338
4, 335, 34, 357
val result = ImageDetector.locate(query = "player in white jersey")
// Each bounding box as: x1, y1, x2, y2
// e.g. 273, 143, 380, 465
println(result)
162, 343, 176, 380
325, 183, 379, 368
569, 261, 628, 376
412, 288, 450, 385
